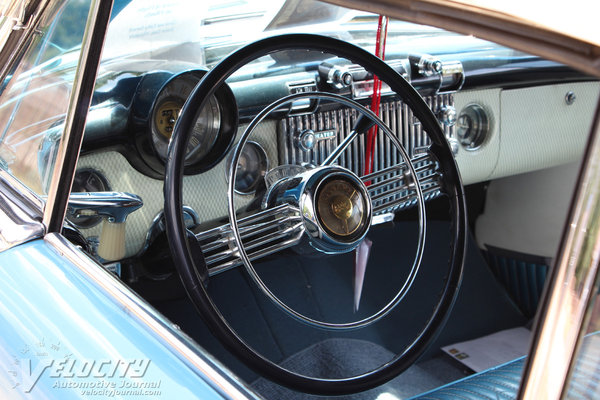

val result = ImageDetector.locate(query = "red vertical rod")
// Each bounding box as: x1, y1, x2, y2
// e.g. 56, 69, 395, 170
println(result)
364, 16, 388, 181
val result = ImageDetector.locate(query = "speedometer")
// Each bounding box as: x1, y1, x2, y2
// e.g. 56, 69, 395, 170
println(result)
149, 70, 237, 174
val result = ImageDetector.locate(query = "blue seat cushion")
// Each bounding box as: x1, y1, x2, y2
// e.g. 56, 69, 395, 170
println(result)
409, 357, 525, 400
410, 332, 600, 399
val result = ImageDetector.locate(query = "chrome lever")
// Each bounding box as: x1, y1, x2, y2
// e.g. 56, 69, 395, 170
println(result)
67, 192, 143, 262
67, 192, 143, 223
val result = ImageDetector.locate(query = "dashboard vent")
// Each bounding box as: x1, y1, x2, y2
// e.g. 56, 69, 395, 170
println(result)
278, 94, 454, 214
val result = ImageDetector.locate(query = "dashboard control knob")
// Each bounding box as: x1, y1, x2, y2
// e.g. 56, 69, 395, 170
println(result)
411, 54, 443, 76
447, 137, 460, 156
437, 105, 457, 127
297, 129, 316, 151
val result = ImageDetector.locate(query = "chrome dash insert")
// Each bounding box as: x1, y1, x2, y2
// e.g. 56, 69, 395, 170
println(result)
196, 204, 304, 276
279, 95, 452, 214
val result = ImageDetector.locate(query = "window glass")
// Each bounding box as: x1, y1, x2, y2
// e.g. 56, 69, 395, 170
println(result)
0, 0, 90, 195
564, 283, 600, 398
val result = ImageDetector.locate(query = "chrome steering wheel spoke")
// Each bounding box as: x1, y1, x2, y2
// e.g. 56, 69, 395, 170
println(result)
227, 91, 427, 330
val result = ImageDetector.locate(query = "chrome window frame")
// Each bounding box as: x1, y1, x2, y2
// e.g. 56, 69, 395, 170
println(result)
0, 0, 598, 398
519, 100, 600, 399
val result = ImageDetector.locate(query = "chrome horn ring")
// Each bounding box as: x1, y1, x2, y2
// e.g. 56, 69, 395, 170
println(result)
228, 91, 426, 330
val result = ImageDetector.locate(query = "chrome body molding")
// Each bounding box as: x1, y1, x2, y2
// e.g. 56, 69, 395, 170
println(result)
519, 103, 600, 399
35, 233, 259, 399
0, 170, 44, 252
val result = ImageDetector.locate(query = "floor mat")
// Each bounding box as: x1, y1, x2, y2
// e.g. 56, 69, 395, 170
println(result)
252, 338, 467, 400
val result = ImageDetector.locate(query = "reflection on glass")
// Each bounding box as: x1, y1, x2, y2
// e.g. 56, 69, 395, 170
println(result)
0, 0, 91, 194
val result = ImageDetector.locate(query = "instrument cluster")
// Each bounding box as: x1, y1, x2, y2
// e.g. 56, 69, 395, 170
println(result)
144, 70, 239, 175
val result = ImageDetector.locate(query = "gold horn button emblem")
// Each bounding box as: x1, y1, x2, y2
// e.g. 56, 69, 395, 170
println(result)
331, 195, 353, 220
316, 178, 367, 238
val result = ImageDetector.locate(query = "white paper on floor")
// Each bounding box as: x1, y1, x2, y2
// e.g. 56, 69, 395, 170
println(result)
442, 327, 531, 372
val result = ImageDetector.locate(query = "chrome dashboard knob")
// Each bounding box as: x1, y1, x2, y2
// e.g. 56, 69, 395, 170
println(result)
437, 105, 457, 127
296, 129, 316, 151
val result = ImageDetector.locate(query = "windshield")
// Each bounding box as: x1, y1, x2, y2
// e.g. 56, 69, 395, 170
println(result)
102, 0, 453, 67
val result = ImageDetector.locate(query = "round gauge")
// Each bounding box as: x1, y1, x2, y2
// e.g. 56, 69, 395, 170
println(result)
68, 169, 110, 229
316, 178, 367, 239
148, 70, 237, 174
456, 103, 490, 151
227, 141, 269, 195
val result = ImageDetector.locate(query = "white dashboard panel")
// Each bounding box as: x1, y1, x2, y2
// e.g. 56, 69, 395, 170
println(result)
493, 81, 599, 179
76, 121, 278, 257
453, 88, 501, 185
453, 81, 599, 185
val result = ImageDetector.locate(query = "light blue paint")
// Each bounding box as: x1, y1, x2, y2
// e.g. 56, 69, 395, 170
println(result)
0, 238, 249, 399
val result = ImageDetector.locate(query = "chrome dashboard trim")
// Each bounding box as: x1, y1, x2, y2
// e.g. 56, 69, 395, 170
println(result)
519, 101, 600, 399
197, 203, 304, 276
279, 96, 450, 214
45, 232, 260, 400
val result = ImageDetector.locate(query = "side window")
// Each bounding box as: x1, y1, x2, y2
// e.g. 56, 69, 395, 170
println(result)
0, 0, 90, 195
565, 293, 600, 398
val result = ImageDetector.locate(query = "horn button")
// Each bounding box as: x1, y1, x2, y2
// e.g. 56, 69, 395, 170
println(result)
267, 166, 372, 254
316, 177, 367, 241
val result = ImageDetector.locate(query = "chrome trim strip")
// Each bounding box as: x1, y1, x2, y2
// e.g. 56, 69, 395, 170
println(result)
278, 95, 451, 214
45, 232, 259, 400
198, 200, 304, 275
0, 171, 44, 251
519, 100, 600, 399
43, 0, 112, 232
0, 168, 44, 212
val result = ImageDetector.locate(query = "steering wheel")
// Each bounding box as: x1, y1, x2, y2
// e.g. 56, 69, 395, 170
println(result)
165, 34, 467, 395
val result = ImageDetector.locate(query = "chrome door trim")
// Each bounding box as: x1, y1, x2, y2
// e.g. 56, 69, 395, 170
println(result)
0, 168, 44, 213
42, 0, 113, 233
0, 170, 44, 251
45, 232, 260, 400
519, 98, 600, 399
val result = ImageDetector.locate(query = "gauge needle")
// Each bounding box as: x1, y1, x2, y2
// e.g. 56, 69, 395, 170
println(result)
354, 237, 372, 312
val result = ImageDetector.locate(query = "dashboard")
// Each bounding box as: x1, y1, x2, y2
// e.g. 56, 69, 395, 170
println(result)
52, 42, 599, 277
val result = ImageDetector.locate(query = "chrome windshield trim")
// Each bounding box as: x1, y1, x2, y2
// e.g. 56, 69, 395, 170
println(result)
0, 170, 44, 252
42, 0, 113, 232
519, 99, 600, 399
0, 168, 44, 212
45, 232, 260, 400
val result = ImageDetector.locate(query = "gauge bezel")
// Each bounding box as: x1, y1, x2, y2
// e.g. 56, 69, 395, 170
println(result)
225, 141, 269, 195
148, 70, 238, 175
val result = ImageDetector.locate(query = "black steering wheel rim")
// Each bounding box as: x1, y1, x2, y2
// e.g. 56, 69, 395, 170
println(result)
164, 33, 467, 395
